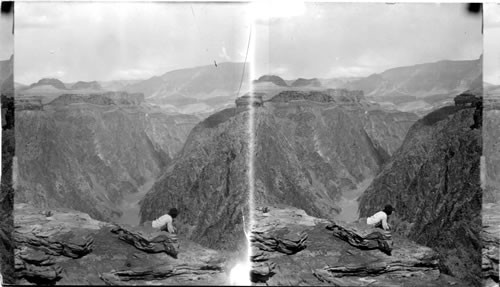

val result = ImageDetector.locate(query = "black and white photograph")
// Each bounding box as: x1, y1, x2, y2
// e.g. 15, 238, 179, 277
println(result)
0, 1, 498, 286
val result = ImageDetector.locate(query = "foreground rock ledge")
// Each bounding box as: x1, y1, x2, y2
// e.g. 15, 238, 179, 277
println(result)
250, 205, 463, 286
14, 204, 229, 285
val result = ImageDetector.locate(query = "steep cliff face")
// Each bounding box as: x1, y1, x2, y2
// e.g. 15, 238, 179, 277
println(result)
140, 107, 251, 251
1, 55, 15, 283
358, 103, 482, 285
254, 94, 417, 218
140, 90, 417, 250
15, 93, 198, 222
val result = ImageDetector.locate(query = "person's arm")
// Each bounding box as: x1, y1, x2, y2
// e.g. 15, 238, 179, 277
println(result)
382, 213, 389, 230
165, 216, 176, 233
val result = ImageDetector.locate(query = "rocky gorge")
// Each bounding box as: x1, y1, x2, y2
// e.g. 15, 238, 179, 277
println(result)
14, 91, 199, 222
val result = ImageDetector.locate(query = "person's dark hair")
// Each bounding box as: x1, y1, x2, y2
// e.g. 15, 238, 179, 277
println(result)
383, 204, 394, 216
168, 208, 179, 218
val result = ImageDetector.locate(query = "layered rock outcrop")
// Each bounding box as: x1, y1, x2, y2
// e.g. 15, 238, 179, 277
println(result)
14, 204, 229, 285
47, 92, 145, 106
250, 205, 462, 286
269, 89, 365, 104
359, 101, 483, 284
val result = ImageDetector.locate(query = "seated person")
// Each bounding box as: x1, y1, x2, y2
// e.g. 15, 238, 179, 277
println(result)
366, 204, 394, 231
152, 208, 179, 233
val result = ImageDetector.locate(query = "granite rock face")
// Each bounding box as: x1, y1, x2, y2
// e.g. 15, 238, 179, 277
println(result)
14, 204, 230, 285
15, 94, 198, 221
359, 102, 482, 285
250, 205, 462, 286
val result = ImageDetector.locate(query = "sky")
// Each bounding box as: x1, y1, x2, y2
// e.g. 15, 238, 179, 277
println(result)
15, 2, 251, 84
254, 2, 483, 79
15, 2, 483, 84
485, 4, 500, 85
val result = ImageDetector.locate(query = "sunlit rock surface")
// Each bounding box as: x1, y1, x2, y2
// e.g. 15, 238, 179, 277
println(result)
14, 204, 232, 285
250, 205, 462, 286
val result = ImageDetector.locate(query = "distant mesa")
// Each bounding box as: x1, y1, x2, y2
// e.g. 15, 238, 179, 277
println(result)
71, 81, 102, 90
254, 75, 288, 87
30, 78, 67, 90
235, 92, 265, 108
291, 78, 322, 87
48, 91, 145, 106
269, 89, 365, 104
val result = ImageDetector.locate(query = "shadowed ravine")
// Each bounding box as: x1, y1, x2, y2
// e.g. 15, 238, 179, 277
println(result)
116, 178, 156, 226
336, 177, 373, 222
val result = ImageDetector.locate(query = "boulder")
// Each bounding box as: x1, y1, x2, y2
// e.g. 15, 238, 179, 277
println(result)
110, 224, 179, 258
326, 219, 393, 255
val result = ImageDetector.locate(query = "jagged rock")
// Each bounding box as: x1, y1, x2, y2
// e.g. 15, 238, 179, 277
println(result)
13, 204, 230, 285
99, 262, 223, 285
14, 204, 105, 284
326, 221, 393, 255
251, 230, 307, 255
110, 225, 179, 258
250, 205, 462, 286
250, 261, 276, 283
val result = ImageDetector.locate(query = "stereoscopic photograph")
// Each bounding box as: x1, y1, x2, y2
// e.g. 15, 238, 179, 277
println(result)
0, 1, 498, 286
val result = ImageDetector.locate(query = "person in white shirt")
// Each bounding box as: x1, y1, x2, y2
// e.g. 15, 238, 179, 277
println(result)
152, 208, 179, 233
366, 204, 395, 231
